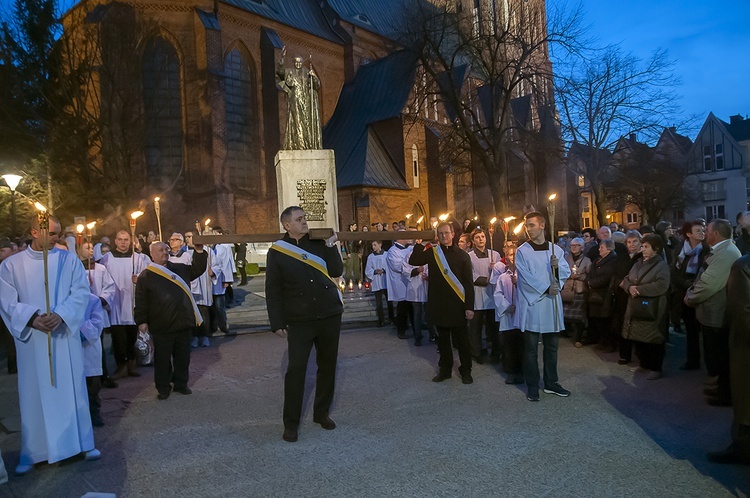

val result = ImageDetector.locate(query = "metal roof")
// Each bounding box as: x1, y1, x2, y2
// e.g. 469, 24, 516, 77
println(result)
323, 50, 419, 190
221, 0, 342, 43
326, 0, 412, 40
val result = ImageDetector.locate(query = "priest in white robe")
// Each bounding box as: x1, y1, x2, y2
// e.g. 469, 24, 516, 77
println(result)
515, 212, 571, 402
0, 216, 100, 475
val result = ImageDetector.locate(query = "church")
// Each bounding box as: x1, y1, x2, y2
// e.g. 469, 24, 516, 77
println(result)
62, 0, 563, 234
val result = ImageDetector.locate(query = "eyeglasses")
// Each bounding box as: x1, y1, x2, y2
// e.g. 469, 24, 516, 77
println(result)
169, 238, 182, 242
185, 235, 193, 238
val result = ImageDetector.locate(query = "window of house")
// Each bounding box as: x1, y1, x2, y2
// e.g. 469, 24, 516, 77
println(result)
703, 144, 712, 172
705, 204, 725, 222
582, 216, 591, 228
704, 158, 712, 171
578, 175, 585, 187
715, 144, 723, 154
672, 209, 684, 221
142, 37, 183, 184
715, 142, 724, 170
626, 212, 638, 224
412, 144, 420, 188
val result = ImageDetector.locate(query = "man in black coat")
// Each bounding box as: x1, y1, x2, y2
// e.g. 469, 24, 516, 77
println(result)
409, 222, 475, 384
134, 241, 208, 400
708, 253, 750, 465
265, 206, 343, 443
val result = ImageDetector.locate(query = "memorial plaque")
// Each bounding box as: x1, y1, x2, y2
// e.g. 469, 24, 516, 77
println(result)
275, 149, 338, 231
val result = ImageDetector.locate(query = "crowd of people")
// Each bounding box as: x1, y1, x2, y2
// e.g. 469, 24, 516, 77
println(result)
1, 207, 749, 478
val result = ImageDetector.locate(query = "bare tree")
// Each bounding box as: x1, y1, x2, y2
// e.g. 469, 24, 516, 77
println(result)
555, 45, 683, 226
397, 0, 584, 216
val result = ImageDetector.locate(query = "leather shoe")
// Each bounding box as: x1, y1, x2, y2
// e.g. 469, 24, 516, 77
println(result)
313, 416, 336, 430
707, 443, 750, 465
432, 372, 451, 382
174, 386, 192, 395
157, 391, 171, 400
617, 358, 629, 365
461, 373, 474, 385
103, 378, 118, 389
282, 426, 298, 442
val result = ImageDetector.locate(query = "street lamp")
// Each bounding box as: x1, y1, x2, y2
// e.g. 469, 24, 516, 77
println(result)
2, 174, 22, 238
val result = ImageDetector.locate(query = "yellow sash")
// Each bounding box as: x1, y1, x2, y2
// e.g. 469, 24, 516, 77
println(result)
270, 241, 344, 303
146, 264, 203, 325
432, 245, 465, 302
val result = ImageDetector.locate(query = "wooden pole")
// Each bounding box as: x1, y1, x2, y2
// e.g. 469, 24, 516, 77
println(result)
192, 229, 436, 245
37, 210, 54, 387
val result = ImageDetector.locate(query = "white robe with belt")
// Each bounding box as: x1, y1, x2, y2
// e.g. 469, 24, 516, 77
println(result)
0, 248, 94, 465
515, 242, 571, 333
80, 293, 105, 377
100, 251, 150, 325
85, 261, 116, 328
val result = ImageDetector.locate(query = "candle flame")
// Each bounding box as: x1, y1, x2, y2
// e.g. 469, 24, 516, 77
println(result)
490, 217, 497, 225
86, 221, 96, 229
154, 196, 160, 202
405, 213, 412, 219
513, 222, 525, 235
416, 216, 424, 224
34, 202, 47, 212
548, 193, 557, 201
438, 213, 448, 221
204, 218, 211, 226
130, 210, 144, 220
76, 224, 85, 234
503, 216, 516, 223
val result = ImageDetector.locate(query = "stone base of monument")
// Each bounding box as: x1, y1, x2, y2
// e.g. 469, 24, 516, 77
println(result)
275, 149, 338, 231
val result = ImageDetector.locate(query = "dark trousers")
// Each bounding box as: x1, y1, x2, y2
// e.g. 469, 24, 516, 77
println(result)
100, 328, 111, 380
225, 284, 234, 306
210, 294, 228, 333
410, 302, 427, 340
238, 266, 247, 285
501, 329, 524, 374
588, 316, 612, 345
1, 318, 17, 373
152, 328, 192, 394
374, 290, 394, 324
620, 337, 634, 362
565, 320, 585, 344
110, 324, 137, 365
395, 301, 411, 335
702, 324, 731, 399
194, 305, 211, 338
683, 305, 702, 367
86, 376, 102, 416
284, 314, 342, 428
435, 325, 472, 376
523, 332, 559, 391
634, 341, 665, 372
468, 309, 499, 357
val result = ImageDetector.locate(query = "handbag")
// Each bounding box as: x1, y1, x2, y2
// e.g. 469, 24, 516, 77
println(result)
561, 287, 575, 303
587, 291, 604, 305
629, 262, 660, 322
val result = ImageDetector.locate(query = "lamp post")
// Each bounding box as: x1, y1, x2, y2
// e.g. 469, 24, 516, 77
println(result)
153, 196, 163, 242
2, 174, 22, 238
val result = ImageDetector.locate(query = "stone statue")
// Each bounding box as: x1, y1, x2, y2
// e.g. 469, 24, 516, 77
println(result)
276, 48, 322, 150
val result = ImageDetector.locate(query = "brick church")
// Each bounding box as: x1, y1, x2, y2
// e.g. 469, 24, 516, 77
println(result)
62, 0, 562, 234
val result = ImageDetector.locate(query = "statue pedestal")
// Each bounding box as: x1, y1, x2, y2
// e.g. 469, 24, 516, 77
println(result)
275, 149, 339, 231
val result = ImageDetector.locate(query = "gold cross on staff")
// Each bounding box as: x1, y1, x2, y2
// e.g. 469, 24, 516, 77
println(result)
192, 229, 437, 245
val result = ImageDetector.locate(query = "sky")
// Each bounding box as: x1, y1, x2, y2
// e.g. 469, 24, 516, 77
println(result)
560, 0, 750, 130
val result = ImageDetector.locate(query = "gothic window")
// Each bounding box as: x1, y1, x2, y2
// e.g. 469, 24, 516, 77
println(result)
142, 37, 183, 183
224, 49, 258, 191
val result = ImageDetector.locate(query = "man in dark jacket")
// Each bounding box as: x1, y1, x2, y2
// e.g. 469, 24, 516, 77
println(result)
134, 241, 208, 400
409, 222, 475, 384
266, 206, 342, 443
708, 253, 750, 464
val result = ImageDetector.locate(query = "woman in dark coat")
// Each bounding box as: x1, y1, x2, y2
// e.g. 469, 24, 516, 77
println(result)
586, 239, 618, 346
620, 234, 671, 380
563, 237, 591, 347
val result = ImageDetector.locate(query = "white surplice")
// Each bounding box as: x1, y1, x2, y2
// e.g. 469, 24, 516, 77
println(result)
385, 242, 410, 302
100, 251, 150, 325
403, 246, 428, 303
490, 262, 520, 331
186, 248, 220, 306
364, 251, 388, 292
84, 261, 116, 328
80, 293, 105, 377
469, 248, 502, 310
0, 248, 94, 465
515, 242, 571, 333
211, 244, 235, 295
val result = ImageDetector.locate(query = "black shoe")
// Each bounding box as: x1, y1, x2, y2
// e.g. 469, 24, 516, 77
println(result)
174, 386, 192, 395
432, 372, 451, 382
429, 335, 437, 343
157, 391, 171, 400
680, 363, 700, 371
473, 355, 485, 365
505, 374, 524, 385
527, 390, 540, 402
543, 383, 571, 397
707, 443, 750, 465
461, 373, 474, 385
283, 426, 298, 442
103, 378, 118, 389
617, 358, 629, 365
91, 412, 105, 427
8, 365, 18, 375
313, 416, 336, 430
397, 333, 407, 339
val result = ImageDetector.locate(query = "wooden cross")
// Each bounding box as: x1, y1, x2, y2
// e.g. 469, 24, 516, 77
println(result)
193, 229, 437, 245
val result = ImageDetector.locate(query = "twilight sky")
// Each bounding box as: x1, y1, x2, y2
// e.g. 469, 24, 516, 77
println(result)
560, 0, 750, 128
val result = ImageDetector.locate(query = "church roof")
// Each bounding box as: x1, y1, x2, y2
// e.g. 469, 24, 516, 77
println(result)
323, 50, 419, 190
221, 0, 343, 43
720, 115, 750, 142
327, 0, 411, 40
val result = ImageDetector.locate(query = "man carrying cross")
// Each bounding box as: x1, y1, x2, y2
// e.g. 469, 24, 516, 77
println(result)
266, 206, 343, 443
409, 221, 475, 384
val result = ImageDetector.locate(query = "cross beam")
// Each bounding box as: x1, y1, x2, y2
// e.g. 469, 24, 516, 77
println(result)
192, 229, 437, 245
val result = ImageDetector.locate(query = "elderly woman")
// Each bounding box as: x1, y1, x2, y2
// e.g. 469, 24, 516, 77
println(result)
620, 234, 671, 380
618, 230, 643, 364
562, 237, 591, 347
586, 239, 619, 346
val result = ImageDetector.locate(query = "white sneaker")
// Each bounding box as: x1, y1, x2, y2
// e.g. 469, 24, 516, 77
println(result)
201, 336, 210, 347
190, 337, 199, 348
85, 449, 102, 461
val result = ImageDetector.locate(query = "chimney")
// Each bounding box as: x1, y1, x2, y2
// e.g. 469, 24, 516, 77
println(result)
668, 126, 676, 133
730, 114, 744, 125
629, 133, 636, 142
